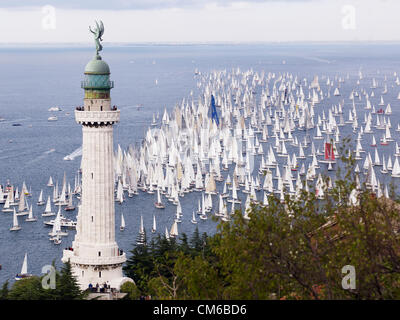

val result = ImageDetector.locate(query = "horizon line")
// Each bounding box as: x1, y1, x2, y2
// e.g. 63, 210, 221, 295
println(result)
1, 40, 400, 47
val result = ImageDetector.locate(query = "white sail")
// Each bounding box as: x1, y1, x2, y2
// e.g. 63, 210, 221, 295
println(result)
191, 211, 197, 224
152, 215, 157, 232
120, 213, 125, 229
2, 194, 13, 212
17, 190, 27, 213
26, 204, 37, 222
170, 221, 178, 237
10, 208, 21, 231
43, 196, 55, 216
391, 157, 400, 177
37, 189, 44, 205
21, 253, 28, 275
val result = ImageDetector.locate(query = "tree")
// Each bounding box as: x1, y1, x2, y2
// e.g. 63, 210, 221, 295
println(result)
7, 276, 50, 300
0, 280, 9, 300
123, 240, 155, 294
56, 260, 85, 300
120, 281, 141, 300
174, 253, 225, 299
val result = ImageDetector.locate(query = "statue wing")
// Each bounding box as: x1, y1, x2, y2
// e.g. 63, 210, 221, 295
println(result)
95, 20, 104, 38
99, 21, 104, 37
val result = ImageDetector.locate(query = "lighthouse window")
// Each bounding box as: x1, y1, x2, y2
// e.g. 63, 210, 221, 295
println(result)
91, 216, 93, 222
98, 251, 101, 257
82, 271, 84, 277
100, 106, 103, 111
99, 272, 101, 278
91, 172, 94, 179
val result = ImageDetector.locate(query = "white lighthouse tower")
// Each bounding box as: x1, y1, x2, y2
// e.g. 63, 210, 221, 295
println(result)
62, 21, 133, 291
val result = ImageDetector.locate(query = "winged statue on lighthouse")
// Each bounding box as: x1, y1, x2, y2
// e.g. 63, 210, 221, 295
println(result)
89, 20, 104, 56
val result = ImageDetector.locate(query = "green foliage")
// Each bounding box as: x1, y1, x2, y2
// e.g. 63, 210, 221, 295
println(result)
3, 261, 85, 300
55, 260, 85, 300
120, 281, 141, 300
0, 280, 9, 300
123, 230, 215, 298
7, 276, 51, 300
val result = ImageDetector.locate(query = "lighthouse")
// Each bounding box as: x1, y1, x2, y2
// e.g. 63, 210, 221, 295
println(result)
62, 21, 132, 291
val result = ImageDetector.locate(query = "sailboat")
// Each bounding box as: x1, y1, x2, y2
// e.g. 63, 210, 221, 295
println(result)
47, 176, 54, 187
25, 204, 37, 222
227, 179, 241, 204
196, 198, 202, 214
221, 181, 228, 198
384, 125, 394, 142
10, 208, 21, 231
16, 191, 28, 216
175, 201, 182, 223
42, 196, 55, 217
215, 194, 225, 217
154, 188, 165, 209
37, 189, 45, 206
194, 169, 204, 191
48, 207, 69, 236
380, 155, 388, 174
319, 142, 336, 164
151, 113, 157, 126
152, 215, 156, 233
116, 180, 124, 204
314, 125, 323, 140
370, 135, 377, 147
191, 211, 198, 224
120, 213, 125, 231
200, 193, 208, 220
243, 196, 251, 220
221, 202, 230, 222
205, 173, 217, 195
170, 220, 178, 238
136, 215, 146, 245
15, 253, 32, 280
2, 195, 13, 212
64, 193, 75, 211
380, 133, 388, 146
391, 157, 400, 178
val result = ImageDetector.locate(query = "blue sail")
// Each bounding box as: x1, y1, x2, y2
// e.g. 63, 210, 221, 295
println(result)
210, 94, 219, 126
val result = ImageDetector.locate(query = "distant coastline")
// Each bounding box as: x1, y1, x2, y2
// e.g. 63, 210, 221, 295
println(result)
2, 41, 400, 48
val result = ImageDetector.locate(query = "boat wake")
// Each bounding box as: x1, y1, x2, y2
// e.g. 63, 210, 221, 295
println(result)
298, 56, 333, 64
63, 146, 82, 161
44, 148, 56, 154
22, 149, 57, 167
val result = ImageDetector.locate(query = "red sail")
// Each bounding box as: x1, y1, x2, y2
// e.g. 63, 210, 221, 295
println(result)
325, 143, 334, 160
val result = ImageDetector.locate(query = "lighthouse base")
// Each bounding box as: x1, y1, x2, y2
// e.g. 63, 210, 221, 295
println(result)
62, 250, 133, 291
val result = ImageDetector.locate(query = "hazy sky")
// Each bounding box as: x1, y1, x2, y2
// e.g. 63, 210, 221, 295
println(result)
0, 0, 398, 43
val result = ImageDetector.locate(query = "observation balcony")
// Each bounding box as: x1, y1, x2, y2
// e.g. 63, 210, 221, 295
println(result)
62, 249, 126, 266
75, 109, 120, 125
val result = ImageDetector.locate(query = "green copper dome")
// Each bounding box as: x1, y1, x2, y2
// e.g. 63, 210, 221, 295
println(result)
84, 55, 110, 75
